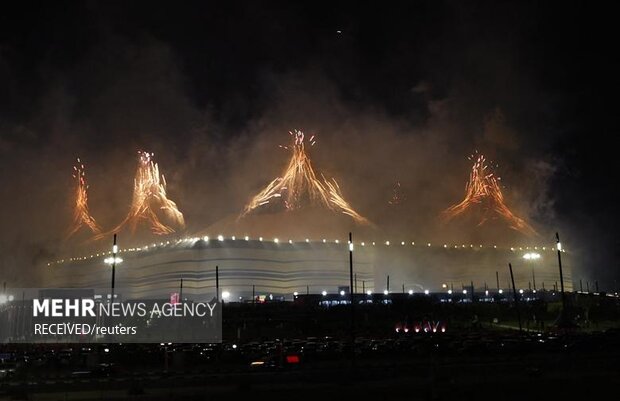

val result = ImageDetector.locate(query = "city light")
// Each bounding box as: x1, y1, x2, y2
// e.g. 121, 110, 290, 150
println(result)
366, 290, 372, 296
462, 289, 467, 294
340, 290, 345, 296
222, 291, 230, 300
293, 292, 298, 296
218, 235, 224, 241
499, 289, 504, 294
321, 290, 327, 296
424, 289, 430, 295
383, 290, 389, 295
408, 290, 414, 295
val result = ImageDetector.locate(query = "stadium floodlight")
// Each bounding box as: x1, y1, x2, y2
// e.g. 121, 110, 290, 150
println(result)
104, 256, 123, 265
462, 289, 467, 294
222, 291, 230, 300
366, 290, 372, 296
424, 290, 430, 295
408, 290, 414, 295
217, 235, 224, 241
340, 290, 345, 296
321, 290, 327, 296
383, 290, 389, 295
499, 289, 504, 294
293, 292, 298, 296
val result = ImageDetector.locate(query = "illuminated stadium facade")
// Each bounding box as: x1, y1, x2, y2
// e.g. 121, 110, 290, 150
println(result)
47, 235, 573, 300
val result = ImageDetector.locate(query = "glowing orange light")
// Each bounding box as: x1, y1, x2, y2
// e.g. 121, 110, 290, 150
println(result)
67, 158, 102, 238
98, 151, 185, 238
442, 153, 536, 235
240, 130, 369, 224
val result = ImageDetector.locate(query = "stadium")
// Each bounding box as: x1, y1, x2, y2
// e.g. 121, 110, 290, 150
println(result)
46, 234, 572, 300
49, 133, 573, 300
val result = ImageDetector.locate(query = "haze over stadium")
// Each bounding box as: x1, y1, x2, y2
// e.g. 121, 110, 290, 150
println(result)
0, 2, 616, 291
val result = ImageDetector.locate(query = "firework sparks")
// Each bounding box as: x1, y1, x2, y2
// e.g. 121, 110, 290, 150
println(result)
102, 151, 185, 237
322, 176, 370, 224
442, 153, 536, 235
240, 130, 369, 224
388, 181, 406, 205
66, 158, 102, 238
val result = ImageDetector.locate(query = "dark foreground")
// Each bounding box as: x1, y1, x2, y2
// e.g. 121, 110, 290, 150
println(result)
2, 293, 619, 400
2, 329, 620, 400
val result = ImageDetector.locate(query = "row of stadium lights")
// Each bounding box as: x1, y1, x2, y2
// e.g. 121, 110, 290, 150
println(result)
214, 287, 539, 303
48, 235, 565, 266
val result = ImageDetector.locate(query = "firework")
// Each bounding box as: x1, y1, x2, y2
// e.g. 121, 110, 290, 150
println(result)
322, 176, 370, 224
388, 181, 406, 205
240, 130, 369, 224
442, 153, 536, 235
66, 158, 102, 238
103, 151, 185, 237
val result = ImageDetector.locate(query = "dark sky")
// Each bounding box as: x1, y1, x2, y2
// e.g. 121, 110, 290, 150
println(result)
1, 1, 618, 288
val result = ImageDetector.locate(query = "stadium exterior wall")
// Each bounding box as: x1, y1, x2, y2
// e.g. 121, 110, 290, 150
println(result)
48, 238, 573, 299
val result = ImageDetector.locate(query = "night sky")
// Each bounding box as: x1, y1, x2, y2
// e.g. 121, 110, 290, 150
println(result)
1, 1, 618, 288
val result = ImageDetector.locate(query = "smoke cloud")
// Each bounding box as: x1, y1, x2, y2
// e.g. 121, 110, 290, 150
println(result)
0, 2, 608, 288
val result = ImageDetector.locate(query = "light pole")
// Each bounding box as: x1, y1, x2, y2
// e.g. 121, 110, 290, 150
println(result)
556, 233, 567, 312
104, 234, 122, 303
523, 252, 541, 292
508, 263, 522, 333
348, 233, 355, 361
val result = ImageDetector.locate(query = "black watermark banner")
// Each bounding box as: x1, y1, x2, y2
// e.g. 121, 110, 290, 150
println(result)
0, 289, 222, 343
